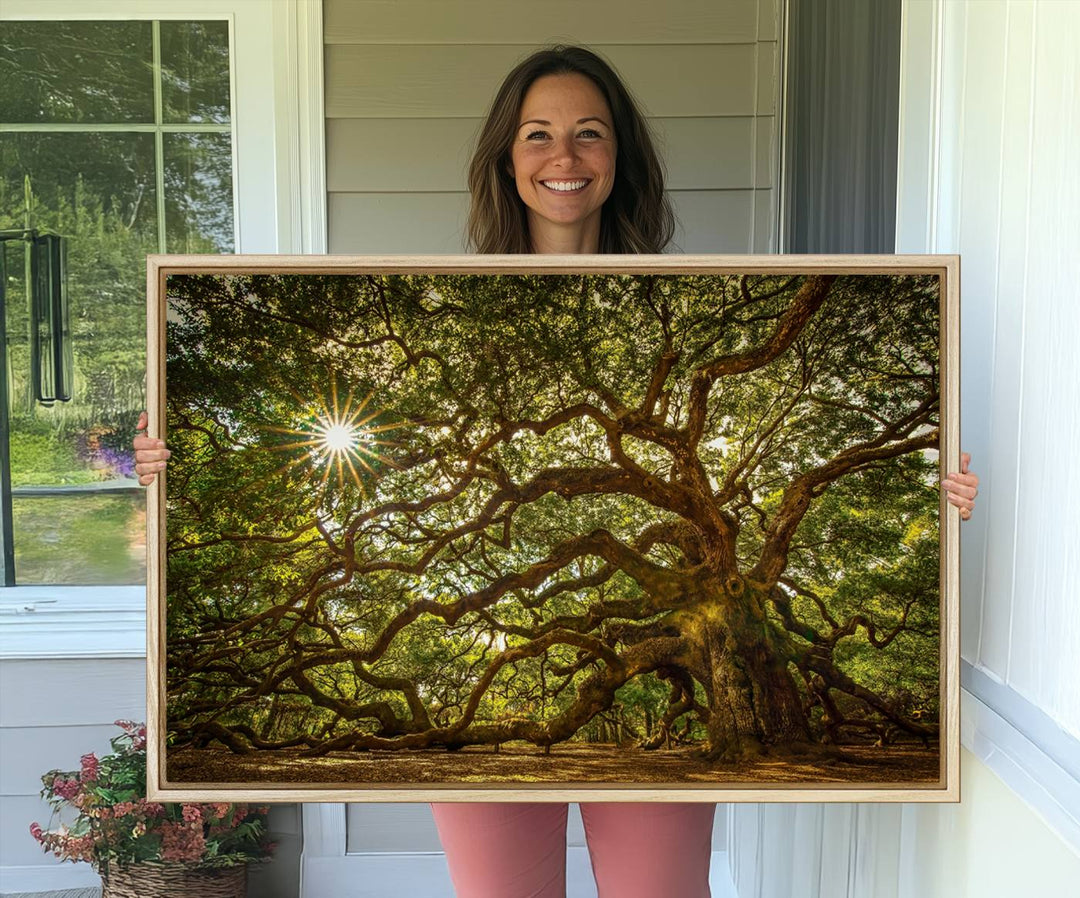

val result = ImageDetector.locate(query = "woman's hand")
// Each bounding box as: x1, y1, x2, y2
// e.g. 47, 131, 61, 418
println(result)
942, 451, 979, 521
133, 411, 170, 486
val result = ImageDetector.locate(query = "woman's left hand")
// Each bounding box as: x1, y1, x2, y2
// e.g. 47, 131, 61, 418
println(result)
942, 451, 979, 521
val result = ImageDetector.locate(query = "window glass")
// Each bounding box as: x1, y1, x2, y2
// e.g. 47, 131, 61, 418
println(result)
13, 494, 146, 585
160, 21, 232, 124
0, 19, 234, 585
164, 133, 234, 253
0, 21, 155, 124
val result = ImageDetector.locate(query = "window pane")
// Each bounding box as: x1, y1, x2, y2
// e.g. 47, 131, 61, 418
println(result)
12, 493, 146, 585
0, 132, 159, 238
0, 22, 154, 124
164, 133, 235, 252
1, 132, 153, 523
160, 21, 232, 124
1, 19, 235, 587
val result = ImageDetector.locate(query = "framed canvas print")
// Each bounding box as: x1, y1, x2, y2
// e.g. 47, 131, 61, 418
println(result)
146, 255, 959, 802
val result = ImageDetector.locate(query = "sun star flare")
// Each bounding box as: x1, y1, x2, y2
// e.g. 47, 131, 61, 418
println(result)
260, 377, 403, 497
319, 421, 359, 453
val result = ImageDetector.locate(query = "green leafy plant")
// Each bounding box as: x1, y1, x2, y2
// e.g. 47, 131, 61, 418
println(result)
30, 721, 273, 873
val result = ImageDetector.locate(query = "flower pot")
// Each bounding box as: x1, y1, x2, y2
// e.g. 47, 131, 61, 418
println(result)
101, 861, 247, 898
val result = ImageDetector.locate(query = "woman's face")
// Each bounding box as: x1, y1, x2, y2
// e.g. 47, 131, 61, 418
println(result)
509, 73, 617, 252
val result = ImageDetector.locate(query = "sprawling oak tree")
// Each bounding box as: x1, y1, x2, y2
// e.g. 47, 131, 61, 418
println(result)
165, 272, 940, 762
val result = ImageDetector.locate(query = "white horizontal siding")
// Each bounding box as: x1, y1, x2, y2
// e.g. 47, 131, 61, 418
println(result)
326, 44, 764, 119
0, 660, 146, 729
327, 117, 771, 192
324, 0, 781, 255
324, 0, 762, 45
328, 191, 468, 253
0, 724, 131, 796
668, 189, 760, 253
327, 188, 762, 254
0, 659, 145, 870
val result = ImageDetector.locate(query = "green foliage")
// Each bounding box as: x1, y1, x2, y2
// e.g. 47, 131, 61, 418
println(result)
2, 20, 232, 485
8, 430, 91, 485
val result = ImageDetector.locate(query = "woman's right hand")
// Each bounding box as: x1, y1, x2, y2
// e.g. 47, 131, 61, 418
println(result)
133, 411, 170, 486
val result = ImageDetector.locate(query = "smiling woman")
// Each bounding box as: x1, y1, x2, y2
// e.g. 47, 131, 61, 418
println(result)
465, 45, 674, 255
508, 73, 617, 253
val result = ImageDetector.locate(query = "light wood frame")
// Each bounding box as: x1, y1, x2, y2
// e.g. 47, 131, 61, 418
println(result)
146, 254, 960, 803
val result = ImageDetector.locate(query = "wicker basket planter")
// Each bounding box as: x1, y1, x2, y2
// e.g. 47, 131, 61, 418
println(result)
100, 862, 247, 898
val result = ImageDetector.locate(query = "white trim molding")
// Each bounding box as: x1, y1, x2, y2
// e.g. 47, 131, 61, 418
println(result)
960, 678, 1080, 853
273, 0, 328, 254
895, 0, 945, 254
0, 586, 145, 659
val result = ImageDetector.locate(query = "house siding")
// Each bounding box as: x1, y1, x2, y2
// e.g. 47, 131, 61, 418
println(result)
0, 658, 145, 884
323, 0, 781, 254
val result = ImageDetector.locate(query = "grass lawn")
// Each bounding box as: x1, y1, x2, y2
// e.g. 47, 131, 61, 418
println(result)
13, 492, 146, 584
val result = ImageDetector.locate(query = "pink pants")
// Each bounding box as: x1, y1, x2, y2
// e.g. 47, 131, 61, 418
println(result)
431, 802, 715, 898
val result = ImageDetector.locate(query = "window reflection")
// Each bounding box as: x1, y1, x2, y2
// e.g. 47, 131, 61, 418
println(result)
0, 19, 234, 585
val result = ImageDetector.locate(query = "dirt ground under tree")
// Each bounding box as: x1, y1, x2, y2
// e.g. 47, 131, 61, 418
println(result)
167, 740, 940, 789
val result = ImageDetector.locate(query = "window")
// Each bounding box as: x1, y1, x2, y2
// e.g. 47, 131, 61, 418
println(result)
0, 19, 235, 584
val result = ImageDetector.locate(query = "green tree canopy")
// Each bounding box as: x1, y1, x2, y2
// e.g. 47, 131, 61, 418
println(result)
165, 272, 941, 761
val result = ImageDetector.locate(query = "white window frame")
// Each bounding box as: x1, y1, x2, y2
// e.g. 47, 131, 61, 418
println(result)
0, 0, 326, 660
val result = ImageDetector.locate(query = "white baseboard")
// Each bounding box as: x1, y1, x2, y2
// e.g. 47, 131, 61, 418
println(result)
961, 686, 1080, 854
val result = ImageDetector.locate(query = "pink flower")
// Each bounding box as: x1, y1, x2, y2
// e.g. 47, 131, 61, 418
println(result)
205, 802, 231, 820
59, 833, 95, 863
29, 822, 43, 842
160, 821, 206, 863
52, 777, 80, 801
181, 805, 202, 824
80, 753, 99, 782
136, 798, 165, 817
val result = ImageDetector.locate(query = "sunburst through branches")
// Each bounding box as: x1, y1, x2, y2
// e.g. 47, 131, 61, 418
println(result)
261, 374, 401, 500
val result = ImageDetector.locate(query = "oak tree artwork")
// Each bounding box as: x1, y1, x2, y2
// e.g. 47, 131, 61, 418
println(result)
164, 272, 940, 774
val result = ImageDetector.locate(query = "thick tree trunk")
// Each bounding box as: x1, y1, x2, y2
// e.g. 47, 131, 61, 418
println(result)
686, 597, 812, 760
